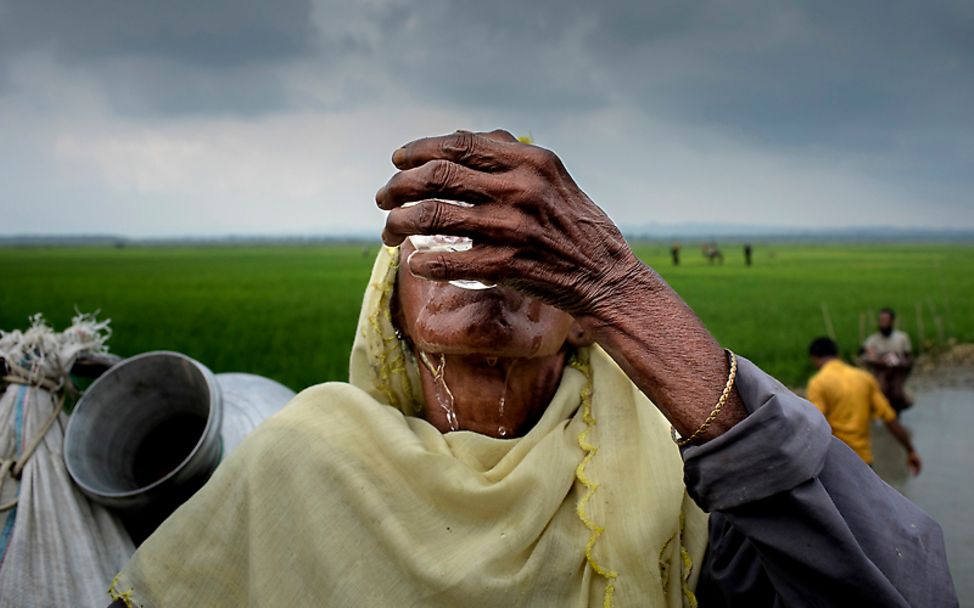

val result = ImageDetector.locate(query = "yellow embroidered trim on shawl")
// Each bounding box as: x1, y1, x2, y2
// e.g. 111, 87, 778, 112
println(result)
658, 510, 699, 608
365, 247, 420, 414
108, 575, 140, 608
677, 509, 698, 608
679, 543, 698, 608
659, 533, 675, 592
570, 353, 618, 608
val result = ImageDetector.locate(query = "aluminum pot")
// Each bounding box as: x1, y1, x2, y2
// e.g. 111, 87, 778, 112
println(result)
63, 351, 224, 513
64, 352, 296, 543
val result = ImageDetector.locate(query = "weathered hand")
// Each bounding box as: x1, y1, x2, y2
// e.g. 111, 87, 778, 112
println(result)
376, 130, 640, 319
377, 129, 746, 444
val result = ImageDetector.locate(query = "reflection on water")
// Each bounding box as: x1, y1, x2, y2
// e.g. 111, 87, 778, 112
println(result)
871, 388, 973, 605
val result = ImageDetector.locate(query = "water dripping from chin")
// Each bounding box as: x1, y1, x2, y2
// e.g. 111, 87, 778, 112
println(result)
496, 360, 518, 438
419, 351, 459, 432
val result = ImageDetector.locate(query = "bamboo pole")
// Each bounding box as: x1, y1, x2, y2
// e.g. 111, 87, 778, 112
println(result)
915, 302, 925, 355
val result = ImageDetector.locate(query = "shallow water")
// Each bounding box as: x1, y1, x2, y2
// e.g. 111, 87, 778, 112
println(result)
871, 388, 974, 604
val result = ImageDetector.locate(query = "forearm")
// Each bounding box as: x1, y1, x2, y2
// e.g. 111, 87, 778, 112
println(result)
578, 257, 746, 443
886, 419, 916, 452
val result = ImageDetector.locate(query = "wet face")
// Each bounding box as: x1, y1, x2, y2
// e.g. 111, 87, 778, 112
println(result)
394, 241, 578, 358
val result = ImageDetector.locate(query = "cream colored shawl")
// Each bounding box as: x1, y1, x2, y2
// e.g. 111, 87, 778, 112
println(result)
112, 246, 707, 608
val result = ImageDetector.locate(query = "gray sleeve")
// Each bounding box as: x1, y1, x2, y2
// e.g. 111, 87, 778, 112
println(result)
684, 357, 957, 607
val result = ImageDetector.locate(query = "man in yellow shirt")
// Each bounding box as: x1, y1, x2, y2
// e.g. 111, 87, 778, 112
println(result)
807, 337, 921, 474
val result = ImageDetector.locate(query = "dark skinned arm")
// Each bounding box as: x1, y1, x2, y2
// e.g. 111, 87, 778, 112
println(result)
886, 418, 922, 475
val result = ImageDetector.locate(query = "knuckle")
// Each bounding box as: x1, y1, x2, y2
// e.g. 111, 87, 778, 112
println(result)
488, 129, 516, 142
492, 249, 517, 276
442, 130, 477, 163
427, 159, 457, 191
417, 201, 444, 231
527, 146, 559, 171
427, 255, 452, 279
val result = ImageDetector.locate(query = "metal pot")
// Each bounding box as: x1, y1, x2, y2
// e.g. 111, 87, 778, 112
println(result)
63, 351, 295, 543
64, 351, 224, 512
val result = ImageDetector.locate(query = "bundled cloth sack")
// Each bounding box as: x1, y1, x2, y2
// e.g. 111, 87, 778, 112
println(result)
0, 314, 133, 608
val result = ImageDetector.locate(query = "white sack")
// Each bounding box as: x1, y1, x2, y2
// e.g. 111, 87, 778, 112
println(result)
0, 314, 134, 608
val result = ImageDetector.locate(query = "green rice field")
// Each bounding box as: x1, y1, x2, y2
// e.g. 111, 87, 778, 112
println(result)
2, 242, 972, 390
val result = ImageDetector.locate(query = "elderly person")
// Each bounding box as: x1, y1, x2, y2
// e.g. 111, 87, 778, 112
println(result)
108, 131, 955, 607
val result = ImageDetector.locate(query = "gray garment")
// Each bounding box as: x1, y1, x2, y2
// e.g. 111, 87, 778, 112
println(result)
684, 357, 957, 607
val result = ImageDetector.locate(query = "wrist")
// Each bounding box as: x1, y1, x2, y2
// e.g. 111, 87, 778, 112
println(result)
577, 254, 661, 334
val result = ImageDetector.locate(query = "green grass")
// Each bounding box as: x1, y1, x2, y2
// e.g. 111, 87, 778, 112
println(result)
0, 245, 376, 390
2, 243, 972, 390
635, 243, 974, 385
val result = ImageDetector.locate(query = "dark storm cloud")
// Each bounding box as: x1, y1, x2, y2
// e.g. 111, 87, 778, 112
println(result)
358, 1, 974, 147
352, 0, 615, 114
327, 0, 972, 191
630, 2, 974, 143
2, 0, 971, 140
0, 0, 315, 66
0, 0, 315, 115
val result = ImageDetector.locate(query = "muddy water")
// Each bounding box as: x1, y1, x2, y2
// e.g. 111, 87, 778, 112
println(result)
871, 387, 974, 604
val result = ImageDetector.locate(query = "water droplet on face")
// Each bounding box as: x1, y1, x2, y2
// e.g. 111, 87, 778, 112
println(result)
420, 351, 459, 432
496, 360, 517, 437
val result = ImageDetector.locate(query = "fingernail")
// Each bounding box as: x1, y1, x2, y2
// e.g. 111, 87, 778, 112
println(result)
392, 148, 406, 166
375, 186, 386, 206
406, 250, 424, 279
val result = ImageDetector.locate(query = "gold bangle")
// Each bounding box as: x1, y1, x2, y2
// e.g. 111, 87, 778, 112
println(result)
672, 349, 738, 447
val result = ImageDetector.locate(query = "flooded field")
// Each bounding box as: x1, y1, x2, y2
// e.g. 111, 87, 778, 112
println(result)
872, 372, 974, 604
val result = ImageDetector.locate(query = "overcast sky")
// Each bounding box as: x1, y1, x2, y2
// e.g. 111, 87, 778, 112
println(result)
1, 0, 972, 237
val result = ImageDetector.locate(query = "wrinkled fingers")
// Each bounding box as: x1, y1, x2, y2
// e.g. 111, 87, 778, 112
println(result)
382, 200, 523, 247
404, 246, 517, 284
391, 130, 521, 172
375, 160, 512, 210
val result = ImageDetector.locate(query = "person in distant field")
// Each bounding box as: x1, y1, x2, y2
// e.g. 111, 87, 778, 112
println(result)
670, 243, 680, 266
743, 243, 752, 267
807, 337, 921, 475
861, 308, 914, 413
703, 241, 723, 264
